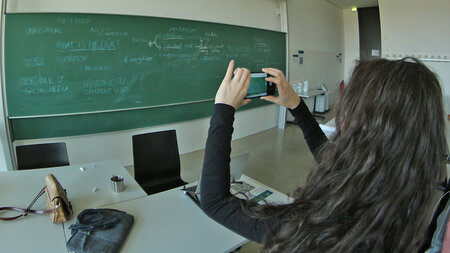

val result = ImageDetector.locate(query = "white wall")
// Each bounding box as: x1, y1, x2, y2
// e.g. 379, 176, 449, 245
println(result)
2, 0, 285, 170
6, 0, 282, 31
0, 138, 9, 170
287, 0, 344, 108
343, 9, 359, 84
379, 0, 450, 58
379, 0, 450, 148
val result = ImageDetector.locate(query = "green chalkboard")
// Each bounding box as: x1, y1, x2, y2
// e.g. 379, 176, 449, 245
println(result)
4, 13, 285, 139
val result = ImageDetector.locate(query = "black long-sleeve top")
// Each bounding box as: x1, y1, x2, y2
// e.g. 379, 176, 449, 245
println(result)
200, 99, 327, 243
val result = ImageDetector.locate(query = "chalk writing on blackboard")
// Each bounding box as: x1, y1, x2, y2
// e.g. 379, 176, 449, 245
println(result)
56, 55, 88, 63
6, 13, 285, 118
55, 40, 120, 52
23, 57, 44, 67
26, 27, 62, 35
56, 17, 92, 25
148, 35, 161, 49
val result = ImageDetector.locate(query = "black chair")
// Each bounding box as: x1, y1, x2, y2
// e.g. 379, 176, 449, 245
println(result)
132, 130, 187, 195
16, 142, 69, 170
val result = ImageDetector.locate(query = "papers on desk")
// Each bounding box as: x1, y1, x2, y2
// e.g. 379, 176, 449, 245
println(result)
233, 186, 273, 204
231, 180, 284, 205
249, 189, 273, 203
240, 175, 293, 205
183, 181, 273, 206
320, 117, 337, 138
183, 175, 292, 208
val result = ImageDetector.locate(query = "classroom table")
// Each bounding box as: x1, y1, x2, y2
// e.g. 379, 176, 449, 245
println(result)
297, 89, 327, 119
1, 161, 290, 253
0, 160, 147, 252
101, 174, 292, 253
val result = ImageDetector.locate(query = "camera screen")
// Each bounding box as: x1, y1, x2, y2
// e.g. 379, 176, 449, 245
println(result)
247, 73, 268, 98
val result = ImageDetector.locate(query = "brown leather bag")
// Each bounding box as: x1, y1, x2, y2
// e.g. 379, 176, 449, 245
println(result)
0, 174, 73, 223
44, 174, 73, 223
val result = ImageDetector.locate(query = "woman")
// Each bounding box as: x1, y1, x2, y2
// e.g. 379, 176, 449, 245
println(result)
200, 58, 447, 252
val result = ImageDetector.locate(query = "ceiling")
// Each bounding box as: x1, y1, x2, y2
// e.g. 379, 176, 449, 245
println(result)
326, 0, 378, 9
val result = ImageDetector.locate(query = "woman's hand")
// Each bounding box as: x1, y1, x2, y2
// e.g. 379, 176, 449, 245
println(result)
215, 60, 251, 110
261, 68, 301, 109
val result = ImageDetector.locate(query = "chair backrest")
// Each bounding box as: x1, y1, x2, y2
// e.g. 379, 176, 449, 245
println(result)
132, 130, 181, 185
16, 142, 69, 170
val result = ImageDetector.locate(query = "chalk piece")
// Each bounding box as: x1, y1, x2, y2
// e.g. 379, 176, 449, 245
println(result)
92, 187, 98, 192
80, 167, 85, 171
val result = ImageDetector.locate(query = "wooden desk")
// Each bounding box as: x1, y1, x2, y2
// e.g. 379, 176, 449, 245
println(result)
0, 160, 147, 252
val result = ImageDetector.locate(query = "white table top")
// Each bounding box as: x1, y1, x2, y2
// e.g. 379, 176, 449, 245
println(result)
56, 160, 147, 221
0, 160, 147, 252
102, 188, 247, 253
297, 89, 327, 98
1, 163, 291, 253
1, 167, 70, 252
101, 174, 292, 253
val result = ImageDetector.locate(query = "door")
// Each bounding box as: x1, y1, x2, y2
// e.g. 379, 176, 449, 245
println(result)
358, 7, 381, 60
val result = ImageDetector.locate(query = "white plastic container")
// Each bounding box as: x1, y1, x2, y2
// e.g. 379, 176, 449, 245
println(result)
296, 82, 303, 94
315, 91, 330, 113
291, 82, 304, 95
302, 80, 308, 92
291, 83, 298, 93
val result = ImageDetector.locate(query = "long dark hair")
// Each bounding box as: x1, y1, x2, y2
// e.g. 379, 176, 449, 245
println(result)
249, 58, 447, 252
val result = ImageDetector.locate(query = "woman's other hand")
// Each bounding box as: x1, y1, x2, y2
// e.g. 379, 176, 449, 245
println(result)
215, 60, 251, 109
261, 68, 301, 109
